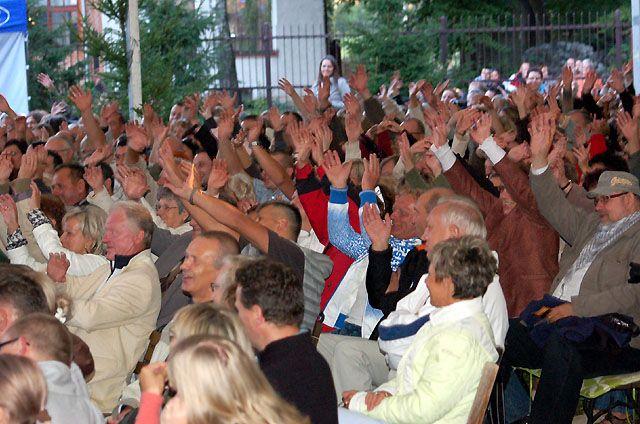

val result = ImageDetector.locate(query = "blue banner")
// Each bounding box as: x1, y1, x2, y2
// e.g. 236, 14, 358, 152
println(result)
0, 0, 27, 34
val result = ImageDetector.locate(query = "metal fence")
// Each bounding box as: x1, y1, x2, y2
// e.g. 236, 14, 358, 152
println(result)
206, 9, 631, 107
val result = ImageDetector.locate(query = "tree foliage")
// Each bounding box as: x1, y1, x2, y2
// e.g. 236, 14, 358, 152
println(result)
83, 0, 218, 117
26, 0, 85, 111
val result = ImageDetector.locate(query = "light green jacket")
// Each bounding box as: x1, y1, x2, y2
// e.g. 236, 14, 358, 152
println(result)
349, 298, 498, 423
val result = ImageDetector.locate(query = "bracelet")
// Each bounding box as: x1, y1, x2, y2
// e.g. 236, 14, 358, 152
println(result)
560, 180, 572, 191
189, 188, 199, 205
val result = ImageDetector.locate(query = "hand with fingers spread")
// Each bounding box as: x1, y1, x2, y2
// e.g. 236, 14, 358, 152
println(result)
323, 150, 352, 189
0, 94, 15, 117
429, 118, 449, 149
549, 134, 569, 185
301, 89, 319, 117
318, 76, 331, 106
572, 143, 590, 176
469, 112, 492, 144
50, 101, 67, 116
121, 168, 150, 201
507, 142, 531, 164
348, 64, 370, 98
362, 203, 392, 252
216, 108, 239, 142
607, 69, 625, 94
37, 73, 55, 90
311, 123, 333, 152
361, 154, 380, 191
345, 114, 363, 143
219, 90, 237, 110
207, 159, 229, 191
84, 144, 112, 167
618, 111, 639, 154
266, 106, 283, 131
0, 194, 19, 233
68, 85, 93, 113
125, 122, 150, 153
200, 91, 219, 120
529, 113, 555, 169
278, 78, 296, 97
84, 166, 105, 193
343, 92, 361, 118
455, 108, 481, 137
47, 252, 70, 283
310, 139, 325, 167
289, 122, 312, 164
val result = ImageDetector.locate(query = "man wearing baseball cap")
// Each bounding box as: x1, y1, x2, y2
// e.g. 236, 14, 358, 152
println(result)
501, 116, 640, 424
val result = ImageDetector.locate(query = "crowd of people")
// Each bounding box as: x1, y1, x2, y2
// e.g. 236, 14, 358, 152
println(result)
0, 52, 637, 424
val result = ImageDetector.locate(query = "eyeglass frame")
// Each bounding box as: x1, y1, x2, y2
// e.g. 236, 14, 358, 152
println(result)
593, 192, 628, 205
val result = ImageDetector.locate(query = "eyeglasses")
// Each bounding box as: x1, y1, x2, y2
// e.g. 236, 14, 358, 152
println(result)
210, 282, 224, 292
0, 338, 18, 349
156, 204, 179, 211
593, 192, 627, 205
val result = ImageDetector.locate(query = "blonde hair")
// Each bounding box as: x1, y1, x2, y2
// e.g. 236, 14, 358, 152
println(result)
168, 335, 309, 424
5, 313, 73, 365
63, 205, 107, 255
0, 354, 47, 424
169, 303, 253, 357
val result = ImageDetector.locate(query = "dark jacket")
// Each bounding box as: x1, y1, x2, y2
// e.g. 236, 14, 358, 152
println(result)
259, 332, 338, 424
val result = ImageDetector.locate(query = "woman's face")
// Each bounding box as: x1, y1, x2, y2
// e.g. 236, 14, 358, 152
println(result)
60, 216, 93, 253
426, 263, 452, 308
320, 59, 334, 78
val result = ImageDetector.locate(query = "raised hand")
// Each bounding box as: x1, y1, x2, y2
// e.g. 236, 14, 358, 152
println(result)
343, 92, 361, 118
507, 142, 531, 163
469, 112, 492, 144
344, 114, 363, 143
323, 150, 352, 189
362, 203, 392, 251
215, 108, 238, 142
50, 101, 67, 116
433, 79, 450, 99
618, 111, 639, 147
125, 122, 150, 153
455, 108, 481, 136
47, 252, 70, 283
68, 85, 93, 113
121, 168, 150, 201
572, 143, 590, 175
318, 76, 331, 105
266, 105, 283, 131
37, 73, 55, 90
200, 91, 220, 120
0, 156, 12, 183
607, 69, 625, 94
84, 144, 112, 167
0, 94, 14, 116
529, 113, 555, 168
84, 166, 105, 193
207, 159, 229, 190
582, 69, 598, 97
301, 89, 319, 117
0, 194, 19, 233
348, 64, 369, 94
423, 150, 442, 177
361, 153, 380, 191
17, 149, 37, 180
278, 78, 296, 97
219, 90, 237, 110
398, 132, 415, 171
310, 122, 333, 152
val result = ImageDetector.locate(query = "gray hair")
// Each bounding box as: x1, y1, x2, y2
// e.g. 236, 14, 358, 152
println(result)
429, 236, 497, 299
435, 195, 487, 239
157, 186, 186, 214
111, 201, 154, 248
63, 205, 107, 255
214, 255, 255, 308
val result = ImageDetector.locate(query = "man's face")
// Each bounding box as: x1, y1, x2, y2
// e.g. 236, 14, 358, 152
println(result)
60, 216, 92, 253
526, 71, 542, 91
390, 194, 418, 239
594, 192, 634, 224
102, 208, 140, 260
156, 197, 187, 229
26, 116, 39, 130
234, 286, 259, 348
52, 168, 86, 206
421, 205, 456, 252
193, 153, 212, 184
45, 137, 73, 163
180, 237, 221, 302
1, 145, 22, 170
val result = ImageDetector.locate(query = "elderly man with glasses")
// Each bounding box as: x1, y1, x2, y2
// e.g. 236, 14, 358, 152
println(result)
502, 116, 640, 424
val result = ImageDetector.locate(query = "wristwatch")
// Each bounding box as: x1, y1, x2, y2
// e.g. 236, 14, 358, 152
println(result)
250, 141, 260, 148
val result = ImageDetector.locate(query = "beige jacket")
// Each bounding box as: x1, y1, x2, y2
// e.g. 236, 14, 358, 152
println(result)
531, 169, 640, 349
64, 249, 160, 412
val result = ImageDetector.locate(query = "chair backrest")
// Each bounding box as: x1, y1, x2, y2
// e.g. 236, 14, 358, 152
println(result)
134, 330, 162, 374
467, 362, 500, 424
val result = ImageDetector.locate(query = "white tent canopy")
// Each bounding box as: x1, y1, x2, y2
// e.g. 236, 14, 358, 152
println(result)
0, 0, 28, 115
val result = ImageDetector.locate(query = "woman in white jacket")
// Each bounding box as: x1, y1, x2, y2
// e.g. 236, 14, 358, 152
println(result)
0, 185, 108, 276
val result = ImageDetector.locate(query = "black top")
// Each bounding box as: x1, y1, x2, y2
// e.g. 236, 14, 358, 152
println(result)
258, 332, 338, 424
366, 245, 429, 340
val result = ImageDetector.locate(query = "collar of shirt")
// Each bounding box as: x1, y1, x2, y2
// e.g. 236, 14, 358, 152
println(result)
112, 253, 136, 271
